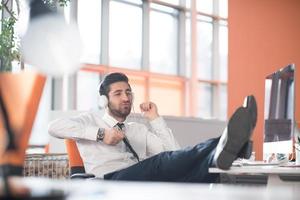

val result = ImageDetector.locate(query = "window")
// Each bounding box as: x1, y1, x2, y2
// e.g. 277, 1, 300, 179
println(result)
197, 16, 213, 80
219, 0, 228, 18
20, 0, 229, 146
78, 0, 102, 64
185, 15, 191, 78
219, 20, 228, 82
109, 0, 142, 69
197, 0, 213, 14
184, 1, 228, 119
149, 4, 179, 75
77, 70, 101, 110
197, 83, 212, 118
149, 78, 184, 116
54, 0, 228, 120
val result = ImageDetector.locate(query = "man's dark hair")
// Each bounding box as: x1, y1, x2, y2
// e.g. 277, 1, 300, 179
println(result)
99, 72, 130, 97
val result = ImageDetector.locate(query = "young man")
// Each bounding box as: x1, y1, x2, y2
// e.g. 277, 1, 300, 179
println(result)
49, 72, 257, 182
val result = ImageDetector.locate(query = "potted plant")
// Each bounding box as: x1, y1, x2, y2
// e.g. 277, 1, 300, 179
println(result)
0, 0, 21, 71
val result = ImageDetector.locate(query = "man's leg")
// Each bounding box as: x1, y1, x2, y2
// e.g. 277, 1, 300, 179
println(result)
104, 138, 219, 182
176, 149, 219, 183
178, 96, 257, 181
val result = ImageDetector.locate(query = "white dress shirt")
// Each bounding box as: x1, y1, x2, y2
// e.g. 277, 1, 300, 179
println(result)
48, 110, 180, 178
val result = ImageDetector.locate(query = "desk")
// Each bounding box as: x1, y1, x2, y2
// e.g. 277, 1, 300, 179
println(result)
209, 165, 300, 187
1, 177, 300, 200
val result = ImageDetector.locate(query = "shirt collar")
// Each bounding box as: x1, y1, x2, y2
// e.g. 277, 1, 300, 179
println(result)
102, 110, 127, 128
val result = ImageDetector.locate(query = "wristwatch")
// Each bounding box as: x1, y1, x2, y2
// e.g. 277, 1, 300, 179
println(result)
96, 128, 105, 142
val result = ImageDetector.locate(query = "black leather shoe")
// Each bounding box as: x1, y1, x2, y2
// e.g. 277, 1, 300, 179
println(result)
238, 95, 257, 159
238, 140, 253, 159
214, 107, 254, 169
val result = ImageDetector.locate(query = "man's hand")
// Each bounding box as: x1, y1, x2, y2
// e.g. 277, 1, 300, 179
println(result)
140, 102, 159, 121
103, 128, 125, 145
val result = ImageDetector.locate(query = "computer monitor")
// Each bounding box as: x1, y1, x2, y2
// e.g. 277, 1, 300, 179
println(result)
263, 64, 295, 159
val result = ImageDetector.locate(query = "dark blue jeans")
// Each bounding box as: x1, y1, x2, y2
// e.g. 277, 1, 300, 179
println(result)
104, 137, 220, 183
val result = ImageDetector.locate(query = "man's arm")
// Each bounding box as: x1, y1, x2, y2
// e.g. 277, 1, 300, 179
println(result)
49, 112, 125, 145
140, 102, 180, 155
48, 112, 99, 141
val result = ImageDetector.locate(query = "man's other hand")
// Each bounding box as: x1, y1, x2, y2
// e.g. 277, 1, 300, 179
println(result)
140, 102, 159, 121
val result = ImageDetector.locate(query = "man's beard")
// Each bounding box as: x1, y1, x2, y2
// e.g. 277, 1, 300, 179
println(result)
108, 103, 132, 119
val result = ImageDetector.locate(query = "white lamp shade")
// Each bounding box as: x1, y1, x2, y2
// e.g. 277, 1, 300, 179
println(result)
21, 14, 82, 77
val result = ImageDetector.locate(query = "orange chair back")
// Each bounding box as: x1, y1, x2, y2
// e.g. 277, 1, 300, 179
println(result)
65, 139, 85, 175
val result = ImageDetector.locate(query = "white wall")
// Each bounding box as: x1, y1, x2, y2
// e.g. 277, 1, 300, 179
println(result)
48, 110, 226, 153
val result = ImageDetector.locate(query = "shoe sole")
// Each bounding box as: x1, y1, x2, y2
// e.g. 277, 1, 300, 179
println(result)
237, 95, 257, 159
215, 107, 252, 169
238, 140, 253, 159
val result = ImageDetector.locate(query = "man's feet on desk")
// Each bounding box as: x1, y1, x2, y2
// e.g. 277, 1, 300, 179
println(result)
213, 95, 257, 170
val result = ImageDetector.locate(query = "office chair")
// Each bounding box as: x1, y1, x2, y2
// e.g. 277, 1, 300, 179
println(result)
65, 139, 95, 179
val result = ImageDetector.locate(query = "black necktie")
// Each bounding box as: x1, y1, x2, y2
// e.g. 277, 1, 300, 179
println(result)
115, 123, 140, 162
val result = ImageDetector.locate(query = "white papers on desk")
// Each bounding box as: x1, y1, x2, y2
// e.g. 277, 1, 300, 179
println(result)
233, 159, 286, 167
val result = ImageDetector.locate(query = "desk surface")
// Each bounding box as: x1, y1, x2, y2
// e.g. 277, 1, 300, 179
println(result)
209, 165, 300, 175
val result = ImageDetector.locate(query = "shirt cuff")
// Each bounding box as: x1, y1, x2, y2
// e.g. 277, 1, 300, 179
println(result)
84, 126, 99, 141
149, 116, 168, 131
